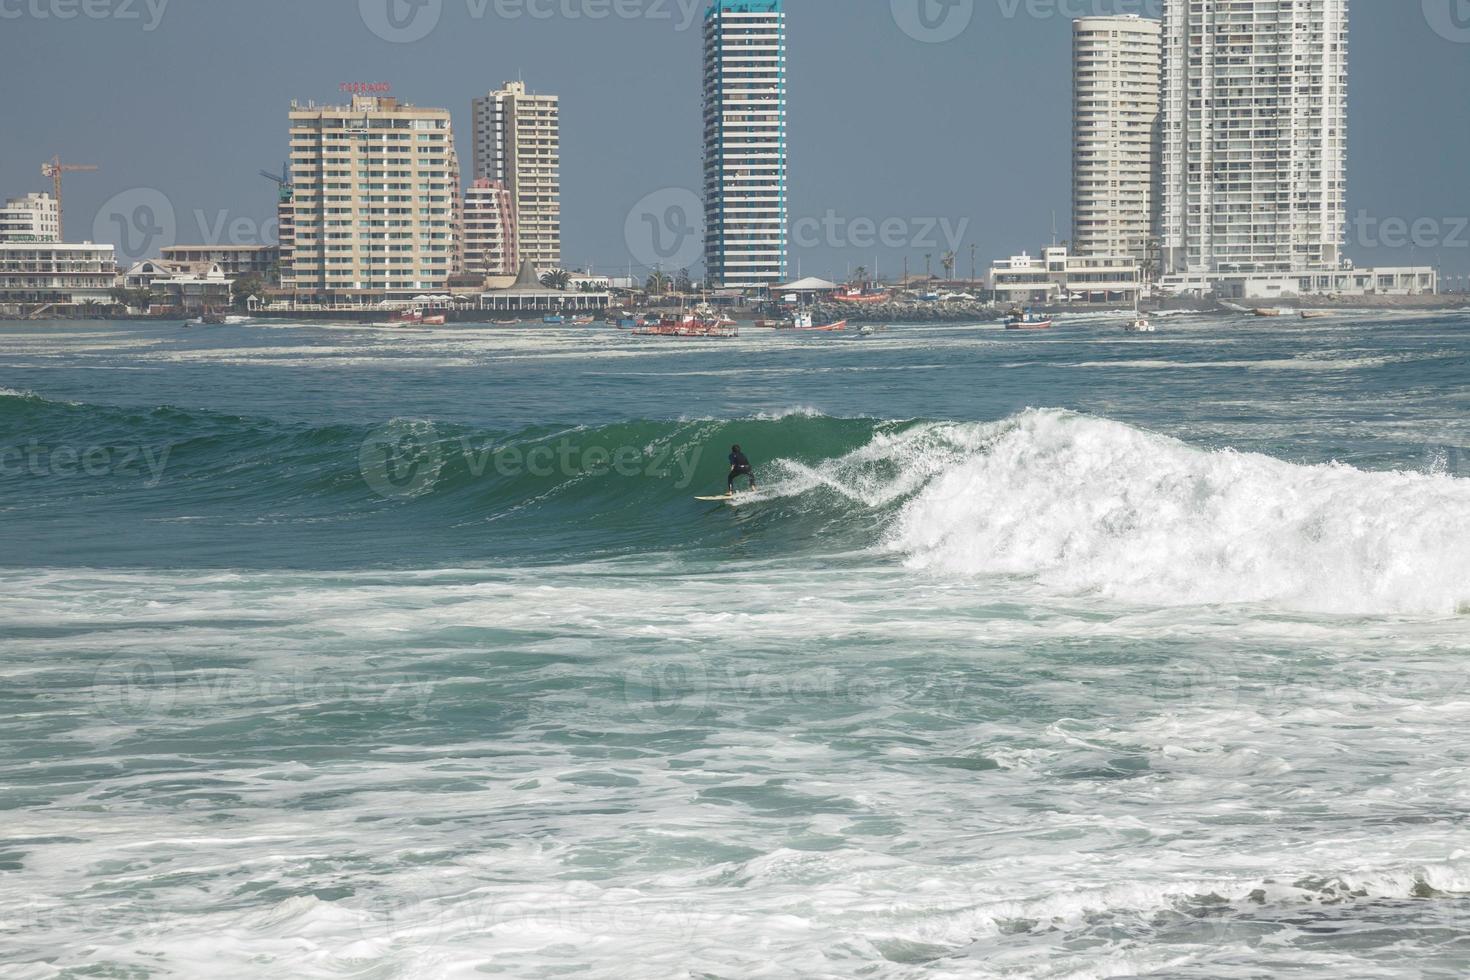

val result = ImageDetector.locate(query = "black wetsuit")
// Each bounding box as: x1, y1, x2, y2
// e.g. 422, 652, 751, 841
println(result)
727, 451, 755, 492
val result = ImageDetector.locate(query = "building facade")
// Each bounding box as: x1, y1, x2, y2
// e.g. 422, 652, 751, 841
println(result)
472, 82, 561, 271
283, 95, 461, 296
462, 179, 519, 279
0, 242, 116, 310
703, 0, 787, 290
160, 245, 279, 280
1072, 15, 1160, 264
990, 246, 1141, 306
1160, 0, 1349, 275
0, 192, 61, 243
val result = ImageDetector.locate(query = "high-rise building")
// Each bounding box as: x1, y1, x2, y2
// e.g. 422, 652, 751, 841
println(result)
283, 95, 461, 294
1072, 15, 1160, 264
472, 82, 561, 271
1159, 0, 1349, 275
702, 0, 787, 290
463, 179, 519, 278
0, 192, 61, 243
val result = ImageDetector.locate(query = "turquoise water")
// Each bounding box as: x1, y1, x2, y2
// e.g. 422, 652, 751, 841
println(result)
3, 311, 1470, 977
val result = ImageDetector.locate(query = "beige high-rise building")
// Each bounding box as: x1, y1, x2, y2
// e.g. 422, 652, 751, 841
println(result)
472, 82, 561, 271
284, 95, 461, 294
1072, 14, 1160, 264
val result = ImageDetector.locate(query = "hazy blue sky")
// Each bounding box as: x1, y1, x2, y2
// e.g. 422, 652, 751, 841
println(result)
2, 0, 1467, 283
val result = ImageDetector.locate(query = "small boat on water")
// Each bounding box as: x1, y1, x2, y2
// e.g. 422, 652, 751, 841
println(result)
1253, 308, 1285, 318
570, 315, 596, 326
391, 309, 424, 324
777, 312, 847, 332
420, 314, 447, 326
543, 314, 566, 325
1124, 317, 1155, 333
1004, 309, 1053, 331
1300, 310, 1333, 320
632, 308, 739, 338
494, 319, 520, 325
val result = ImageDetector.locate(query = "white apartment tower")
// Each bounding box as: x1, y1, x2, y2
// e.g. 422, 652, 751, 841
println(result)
1160, 0, 1349, 274
1072, 15, 1161, 264
702, 0, 787, 290
284, 95, 461, 294
472, 82, 561, 271
0, 192, 61, 243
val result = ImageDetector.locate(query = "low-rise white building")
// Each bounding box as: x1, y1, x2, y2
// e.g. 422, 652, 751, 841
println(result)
1159, 266, 1438, 300
0, 241, 117, 312
146, 262, 234, 314
990, 246, 1140, 306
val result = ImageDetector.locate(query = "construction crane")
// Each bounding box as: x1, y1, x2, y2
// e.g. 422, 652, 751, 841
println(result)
259, 160, 293, 203
41, 155, 99, 242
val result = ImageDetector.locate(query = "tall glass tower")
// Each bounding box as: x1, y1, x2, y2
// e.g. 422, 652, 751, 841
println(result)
702, 0, 787, 290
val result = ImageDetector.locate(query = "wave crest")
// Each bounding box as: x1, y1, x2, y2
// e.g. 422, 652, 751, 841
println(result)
880, 409, 1470, 615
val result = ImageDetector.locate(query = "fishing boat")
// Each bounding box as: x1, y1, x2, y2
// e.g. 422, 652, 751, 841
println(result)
420, 313, 447, 326
543, 314, 566, 325
1004, 308, 1053, 331
781, 312, 847, 332
831, 284, 892, 304
570, 315, 596, 326
391, 309, 424, 324
632, 310, 738, 338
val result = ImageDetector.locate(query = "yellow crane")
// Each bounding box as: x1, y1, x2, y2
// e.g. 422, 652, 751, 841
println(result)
40, 155, 99, 241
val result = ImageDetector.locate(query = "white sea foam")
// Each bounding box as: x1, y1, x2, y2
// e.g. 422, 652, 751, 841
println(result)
790, 409, 1470, 615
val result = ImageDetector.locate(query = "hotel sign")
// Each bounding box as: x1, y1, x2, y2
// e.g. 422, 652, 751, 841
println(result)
340, 82, 392, 95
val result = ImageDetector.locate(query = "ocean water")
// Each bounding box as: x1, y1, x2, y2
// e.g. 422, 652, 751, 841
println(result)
2, 310, 1470, 978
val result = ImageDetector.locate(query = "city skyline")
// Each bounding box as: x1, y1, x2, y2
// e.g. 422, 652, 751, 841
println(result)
1, 1, 1467, 284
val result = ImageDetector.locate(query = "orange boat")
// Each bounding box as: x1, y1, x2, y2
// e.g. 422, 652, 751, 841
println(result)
831, 284, 891, 304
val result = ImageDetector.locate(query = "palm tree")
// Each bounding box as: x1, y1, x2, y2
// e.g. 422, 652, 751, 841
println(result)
645, 270, 670, 294
852, 265, 868, 285
675, 268, 694, 294
941, 252, 956, 280
924, 254, 933, 279
540, 269, 572, 291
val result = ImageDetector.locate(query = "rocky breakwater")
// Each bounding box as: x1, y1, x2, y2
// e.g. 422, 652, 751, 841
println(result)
809, 299, 999, 324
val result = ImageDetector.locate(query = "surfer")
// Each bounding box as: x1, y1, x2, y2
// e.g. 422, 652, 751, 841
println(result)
727, 444, 757, 496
